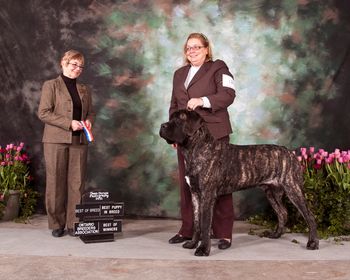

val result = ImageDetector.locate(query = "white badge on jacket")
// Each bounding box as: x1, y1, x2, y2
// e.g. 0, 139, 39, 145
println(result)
222, 74, 235, 90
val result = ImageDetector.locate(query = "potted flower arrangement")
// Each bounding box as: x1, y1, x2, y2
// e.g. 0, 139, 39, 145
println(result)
292, 147, 350, 237
249, 147, 350, 238
0, 142, 38, 221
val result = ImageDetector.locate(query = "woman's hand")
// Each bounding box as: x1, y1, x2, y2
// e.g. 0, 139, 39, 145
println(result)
187, 98, 204, 111
71, 120, 83, 131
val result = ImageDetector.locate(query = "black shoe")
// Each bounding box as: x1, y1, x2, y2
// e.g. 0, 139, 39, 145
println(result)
52, 228, 65, 238
218, 239, 231, 250
168, 234, 191, 244
67, 228, 75, 237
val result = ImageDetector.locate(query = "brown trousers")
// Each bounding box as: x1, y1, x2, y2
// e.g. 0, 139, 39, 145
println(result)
43, 139, 88, 230
177, 136, 234, 239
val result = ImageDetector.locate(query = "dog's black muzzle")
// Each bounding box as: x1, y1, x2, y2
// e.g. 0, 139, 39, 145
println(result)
159, 122, 174, 144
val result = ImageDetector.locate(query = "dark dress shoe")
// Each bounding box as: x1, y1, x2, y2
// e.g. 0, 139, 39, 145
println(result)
52, 228, 65, 238
218, 239, 231, 250
67, 228, 75, 237
168, 234, 191, 244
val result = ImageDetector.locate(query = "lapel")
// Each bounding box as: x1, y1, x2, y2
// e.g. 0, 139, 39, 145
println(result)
77, 83, 87, 100
58, 76, 72, 101
180, 65, 191, 91
187, 61, 212, 90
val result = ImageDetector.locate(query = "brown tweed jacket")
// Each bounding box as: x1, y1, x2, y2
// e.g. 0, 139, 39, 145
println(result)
38, 75, 95, 144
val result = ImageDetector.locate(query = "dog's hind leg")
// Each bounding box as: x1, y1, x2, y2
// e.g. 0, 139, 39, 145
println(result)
284, 185, 319, 250
261, 185, 288, 239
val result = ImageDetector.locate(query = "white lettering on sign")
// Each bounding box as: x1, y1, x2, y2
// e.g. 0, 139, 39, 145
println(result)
102, 227, 119, 232
89, 192, 109, 201
108, 210, 120, 214
75, 222, 99, 235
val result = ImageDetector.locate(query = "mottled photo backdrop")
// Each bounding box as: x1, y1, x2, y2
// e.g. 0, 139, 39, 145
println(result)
1, 0, 349, 218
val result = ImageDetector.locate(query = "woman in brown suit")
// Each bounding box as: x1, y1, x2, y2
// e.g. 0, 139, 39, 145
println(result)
38, 50, 95, 238
168, 33, 236, 249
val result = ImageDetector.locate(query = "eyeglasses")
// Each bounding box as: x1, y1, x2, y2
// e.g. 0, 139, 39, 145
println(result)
185, 46, 206, 52
68, 62, 84, 70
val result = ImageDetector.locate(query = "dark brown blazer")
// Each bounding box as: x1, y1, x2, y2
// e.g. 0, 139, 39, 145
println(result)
38, 75, 95, 144
169, 59, 236, 140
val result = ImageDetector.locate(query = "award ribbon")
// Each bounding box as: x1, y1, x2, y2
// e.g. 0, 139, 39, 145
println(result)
80, 121, 94, 143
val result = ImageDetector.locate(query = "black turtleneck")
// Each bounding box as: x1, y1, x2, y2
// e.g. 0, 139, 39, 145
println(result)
61, 74, 82, 136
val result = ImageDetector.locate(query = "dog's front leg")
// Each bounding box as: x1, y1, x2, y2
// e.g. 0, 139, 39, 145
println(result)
194, 197, 215, 256
183, 191, 200, 249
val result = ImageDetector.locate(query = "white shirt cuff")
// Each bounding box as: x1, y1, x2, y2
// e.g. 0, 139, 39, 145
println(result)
201, 97, 211, 108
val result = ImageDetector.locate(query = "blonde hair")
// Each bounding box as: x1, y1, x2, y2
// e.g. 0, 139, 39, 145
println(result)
60, 50, 84, 67
183, 33, 213, 64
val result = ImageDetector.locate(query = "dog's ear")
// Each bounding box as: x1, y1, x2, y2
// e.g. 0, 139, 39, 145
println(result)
183, 110, 203, 136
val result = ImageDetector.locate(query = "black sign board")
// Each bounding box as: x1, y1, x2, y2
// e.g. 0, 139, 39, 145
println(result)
74, 220, 122, 236
74, 191, 124, 244
75, 203, 124, 218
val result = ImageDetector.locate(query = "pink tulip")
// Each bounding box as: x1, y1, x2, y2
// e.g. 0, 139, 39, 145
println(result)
309, 147, 315, 153
297, 156, 302, 162
338, 157, 344, 163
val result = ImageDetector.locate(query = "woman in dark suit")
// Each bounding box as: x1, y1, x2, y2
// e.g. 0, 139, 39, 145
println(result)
38, 50, 95, 238
168, 33, 236, 249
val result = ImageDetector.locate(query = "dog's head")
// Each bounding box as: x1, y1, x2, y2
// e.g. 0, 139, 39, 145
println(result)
159, 109, 204, 146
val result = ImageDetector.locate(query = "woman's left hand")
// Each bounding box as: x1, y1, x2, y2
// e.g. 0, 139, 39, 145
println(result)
187, 98, 204, 111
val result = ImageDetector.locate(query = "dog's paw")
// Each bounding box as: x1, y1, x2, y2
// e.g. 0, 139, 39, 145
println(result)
307, 240, 319, 250
194, 245, 210, 256
183, 240, 198, 249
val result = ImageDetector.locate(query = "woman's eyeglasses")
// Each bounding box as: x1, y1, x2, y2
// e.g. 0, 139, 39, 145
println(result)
68, 62, 84, 70
185, 46, 205, 52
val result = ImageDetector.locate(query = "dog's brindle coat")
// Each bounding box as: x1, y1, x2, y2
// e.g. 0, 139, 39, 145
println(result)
159, 109, 319, 256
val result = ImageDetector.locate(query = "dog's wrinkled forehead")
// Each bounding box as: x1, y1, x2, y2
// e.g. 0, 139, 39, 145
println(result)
170, 109, 203, 136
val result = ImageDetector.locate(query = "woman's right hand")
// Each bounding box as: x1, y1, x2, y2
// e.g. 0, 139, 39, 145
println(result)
71, 120, 83, 131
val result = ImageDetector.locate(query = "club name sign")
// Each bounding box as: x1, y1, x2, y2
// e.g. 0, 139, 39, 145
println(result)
74, 191, 124, 243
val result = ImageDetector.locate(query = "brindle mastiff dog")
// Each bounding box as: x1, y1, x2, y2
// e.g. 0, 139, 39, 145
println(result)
159, 109, 319, 256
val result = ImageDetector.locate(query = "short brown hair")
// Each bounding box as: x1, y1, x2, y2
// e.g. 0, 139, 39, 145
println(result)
60, 50, 84, 67
183, 33, 213, 64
